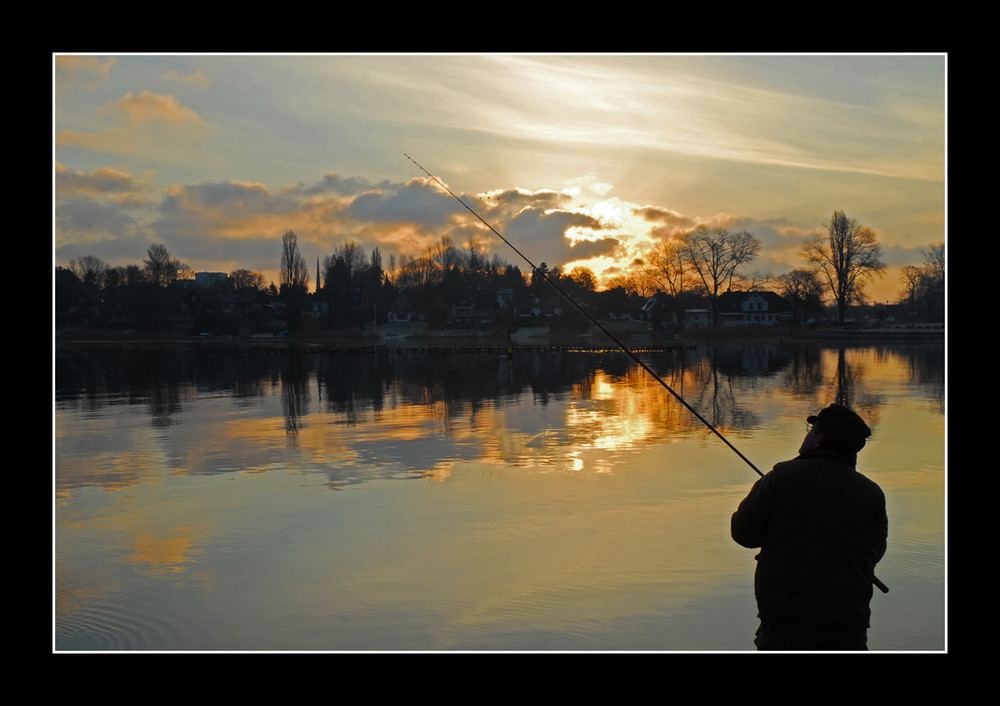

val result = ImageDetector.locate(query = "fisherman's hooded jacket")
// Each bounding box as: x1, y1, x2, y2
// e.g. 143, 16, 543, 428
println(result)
731, 448, 888, 628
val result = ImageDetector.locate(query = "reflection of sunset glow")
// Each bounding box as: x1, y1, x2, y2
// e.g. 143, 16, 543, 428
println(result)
568, 373, 657, 452
55, 345, 944, 651
55, 347, 943, 490
129, 529, 203, 575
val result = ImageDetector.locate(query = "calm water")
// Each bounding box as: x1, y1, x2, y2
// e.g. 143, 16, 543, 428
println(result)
53, 342, 946, 652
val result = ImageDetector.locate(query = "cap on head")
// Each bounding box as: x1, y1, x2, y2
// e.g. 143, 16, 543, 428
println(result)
807, 404, 872, 452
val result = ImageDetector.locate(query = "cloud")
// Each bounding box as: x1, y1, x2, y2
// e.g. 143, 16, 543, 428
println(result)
55, 129, 131, 153
154, 179, 305, 244
52, 54, 943, 306
56, 200, 142, 247
56, 90, 211, 163
128, 170, 633, 284
55, 163, 153, 255
163, 69, 212, 89
98, 90, 206, 130
345, 178, 461, 227
481, 187, 573, 215
499, 205, 607, 269
54, 55, 116, 85
566, 236, 624, 261
293, 173, 388, 197
55, 162, 149, 205
145, 176, 446, 272
634, 205, 697, 238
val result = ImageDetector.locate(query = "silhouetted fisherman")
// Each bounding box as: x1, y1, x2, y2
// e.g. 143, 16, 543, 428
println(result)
731, 404, 888, 651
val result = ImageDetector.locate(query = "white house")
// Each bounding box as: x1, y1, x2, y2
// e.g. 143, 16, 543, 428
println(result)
720, 292, 792, 326
685, 292, 792, 327
684, 309, 714, 327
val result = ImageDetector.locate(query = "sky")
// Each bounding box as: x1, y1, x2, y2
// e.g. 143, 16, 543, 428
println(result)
53, 53, 946, 304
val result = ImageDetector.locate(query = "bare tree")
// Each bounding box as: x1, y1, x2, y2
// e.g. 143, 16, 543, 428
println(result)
607, 270, 655, 297
322, 240, 365, 294
337, 240, 364, 275
644, 238, 690, 299
279, 230, 310, 293
678, 225, 762, 323
68, 255, 109, 288
229, 268, 265, 291
106, 263, 146, 288
741, 271, 774, 292
279, 231, 310, 331
143, 243, 188, 287
897, 265, 924, 306
777, 268, 824, 325
897, 242, 944, 313
228, 268, 264, 321
369, 247, 384, 278
430, 235, 461, 271
801, 211, 886, 322
463, 237, 489, 281
567, 266, 597, 291
922, 242, 945, 286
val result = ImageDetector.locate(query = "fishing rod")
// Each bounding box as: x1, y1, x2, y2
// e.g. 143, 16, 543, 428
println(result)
405, 154, 888, 593
406, 153, 762, 475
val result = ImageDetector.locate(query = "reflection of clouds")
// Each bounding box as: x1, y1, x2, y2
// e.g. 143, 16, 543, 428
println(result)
56, 346, 945, 491
55, 344, 945, 650
94, 493, 215, 580
128, 528, 205, 576
55, 408, 180, 494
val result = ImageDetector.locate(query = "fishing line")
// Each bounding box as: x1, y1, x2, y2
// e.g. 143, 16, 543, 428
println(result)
405, 153, 763, 476
405, 154, 889, 595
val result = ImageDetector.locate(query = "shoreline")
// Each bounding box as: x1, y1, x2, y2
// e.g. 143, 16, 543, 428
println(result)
54, 322, 944, 354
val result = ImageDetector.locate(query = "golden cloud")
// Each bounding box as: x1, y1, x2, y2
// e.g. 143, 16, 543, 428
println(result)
55, 55, 116, 84
98, 90, 206, 130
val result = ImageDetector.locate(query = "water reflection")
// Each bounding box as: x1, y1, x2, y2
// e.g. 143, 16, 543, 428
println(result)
55, 343, 945, 492
54, 342, 945, 651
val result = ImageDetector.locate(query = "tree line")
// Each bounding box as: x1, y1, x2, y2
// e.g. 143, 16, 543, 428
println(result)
55, 211, 944, 335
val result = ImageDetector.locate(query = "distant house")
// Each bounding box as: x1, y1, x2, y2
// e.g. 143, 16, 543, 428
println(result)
496, 288, 514, 311
195, 271, 229, 288
64, 283, 103, 321
470, 288, 499, 326
448, 297, 475, 327
641, 292, 681, 328
684, 309, 714, 327
719, 291, 792, 326
680, 292, 792, 327
530, 294, 563, 319
388, 292, 416, 322
444, 288, 499, 328
606, 296, 644, 321
307, 298, 329, 318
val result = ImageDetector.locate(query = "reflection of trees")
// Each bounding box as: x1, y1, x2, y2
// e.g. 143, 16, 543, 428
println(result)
55, 342, 947, 495
316, 353, 392, 424
780, 344, 826, 397
828, 347, 883, 429
56, 351, 196, 426
772, 344, 943, 425
148, 381, 191, 428
56, 343, 945, 441
649, 345, 798, 436
897, 344, 945, 415
280, 355, 311, 437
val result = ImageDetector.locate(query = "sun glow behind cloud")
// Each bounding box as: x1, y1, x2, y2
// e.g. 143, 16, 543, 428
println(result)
558, 197, 655, 280
54, 53, 945, 303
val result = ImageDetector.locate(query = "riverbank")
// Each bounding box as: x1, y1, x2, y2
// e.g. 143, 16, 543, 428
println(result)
684, 322, 945, 345
55, 320, 944, 355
